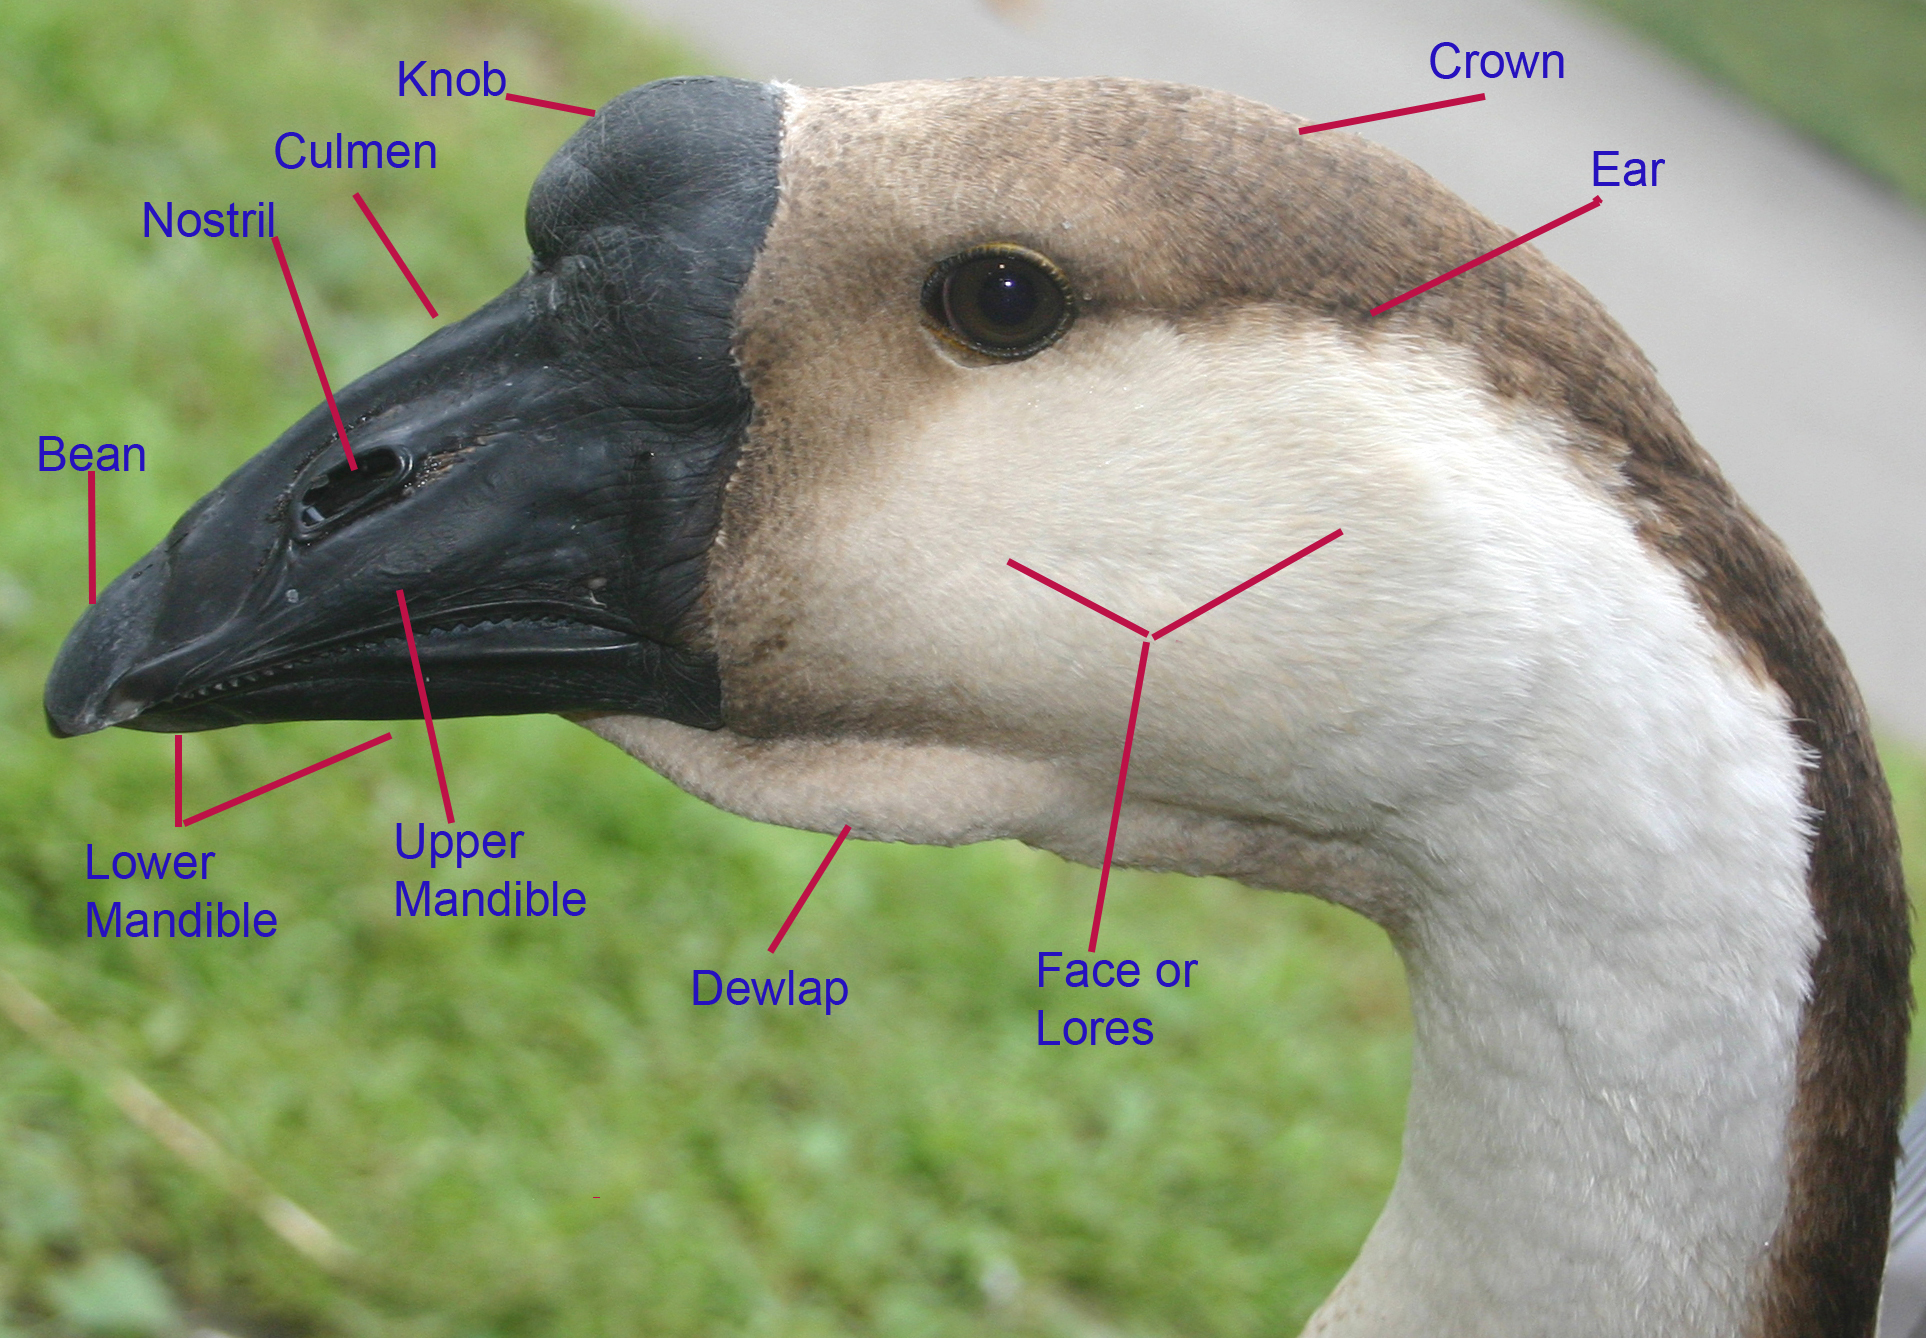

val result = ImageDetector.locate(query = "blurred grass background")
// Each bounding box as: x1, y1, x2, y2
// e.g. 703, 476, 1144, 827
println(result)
1578, 0, 1926, 208
0, 0, 1918, 1335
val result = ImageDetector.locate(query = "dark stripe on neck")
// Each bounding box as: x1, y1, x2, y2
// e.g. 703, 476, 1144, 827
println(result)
1419, 239, 1912, 1337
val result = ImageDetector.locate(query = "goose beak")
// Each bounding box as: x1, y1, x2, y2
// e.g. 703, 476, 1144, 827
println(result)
43, 75, 782, 738
44, 285, 724, 736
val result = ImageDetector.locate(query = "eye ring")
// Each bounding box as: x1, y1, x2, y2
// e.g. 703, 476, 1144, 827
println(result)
921, 244, 1076, 360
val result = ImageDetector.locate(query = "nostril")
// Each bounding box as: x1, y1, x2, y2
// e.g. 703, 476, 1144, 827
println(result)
294, 447, 411, 536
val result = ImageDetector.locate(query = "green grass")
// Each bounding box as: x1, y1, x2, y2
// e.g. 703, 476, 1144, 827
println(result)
0, 2, 1919, 1336
1894, 745, 1926, 1102
1573, 0, 1926, 207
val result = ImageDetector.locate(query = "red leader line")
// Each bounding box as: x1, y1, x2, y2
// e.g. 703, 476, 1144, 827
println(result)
1151, 528, 1345, 640
1298, 92, 1485, 135
394, 589, 455, 824
271, 236, 358, 470
1372, 196, 1603, 315
353, 193, 438, 318
1090, 639, 1153, 953
86, 469, 97, 604
174, 736, 184, 828
1005, 559, 1151, 637
182, 733, 393, 827
769, 824, 853, 952
505, 92, 596, 116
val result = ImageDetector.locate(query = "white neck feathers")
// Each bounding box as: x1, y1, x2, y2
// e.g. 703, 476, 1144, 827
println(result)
1307, 700, 1815, 1336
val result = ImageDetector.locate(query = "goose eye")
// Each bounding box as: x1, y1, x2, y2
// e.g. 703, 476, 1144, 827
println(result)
922, 245, 1075, 359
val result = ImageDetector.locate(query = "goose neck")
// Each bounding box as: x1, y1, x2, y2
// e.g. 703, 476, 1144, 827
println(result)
1307, 733, 1818, 1337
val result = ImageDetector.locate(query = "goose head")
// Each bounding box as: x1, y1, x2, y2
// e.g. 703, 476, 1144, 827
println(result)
44, 75, 1908, 1336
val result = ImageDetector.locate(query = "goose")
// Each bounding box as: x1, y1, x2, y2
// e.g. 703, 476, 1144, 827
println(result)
44, 75, 1909, 1336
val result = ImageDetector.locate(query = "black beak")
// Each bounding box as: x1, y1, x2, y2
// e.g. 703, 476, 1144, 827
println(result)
45, 77, 782, 738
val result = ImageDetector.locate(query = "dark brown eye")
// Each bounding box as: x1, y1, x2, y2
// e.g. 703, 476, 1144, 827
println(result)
921, 244, 1074, 359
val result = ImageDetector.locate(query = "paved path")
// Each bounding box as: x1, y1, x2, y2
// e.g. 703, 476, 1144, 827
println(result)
617, 0, 1926, 744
